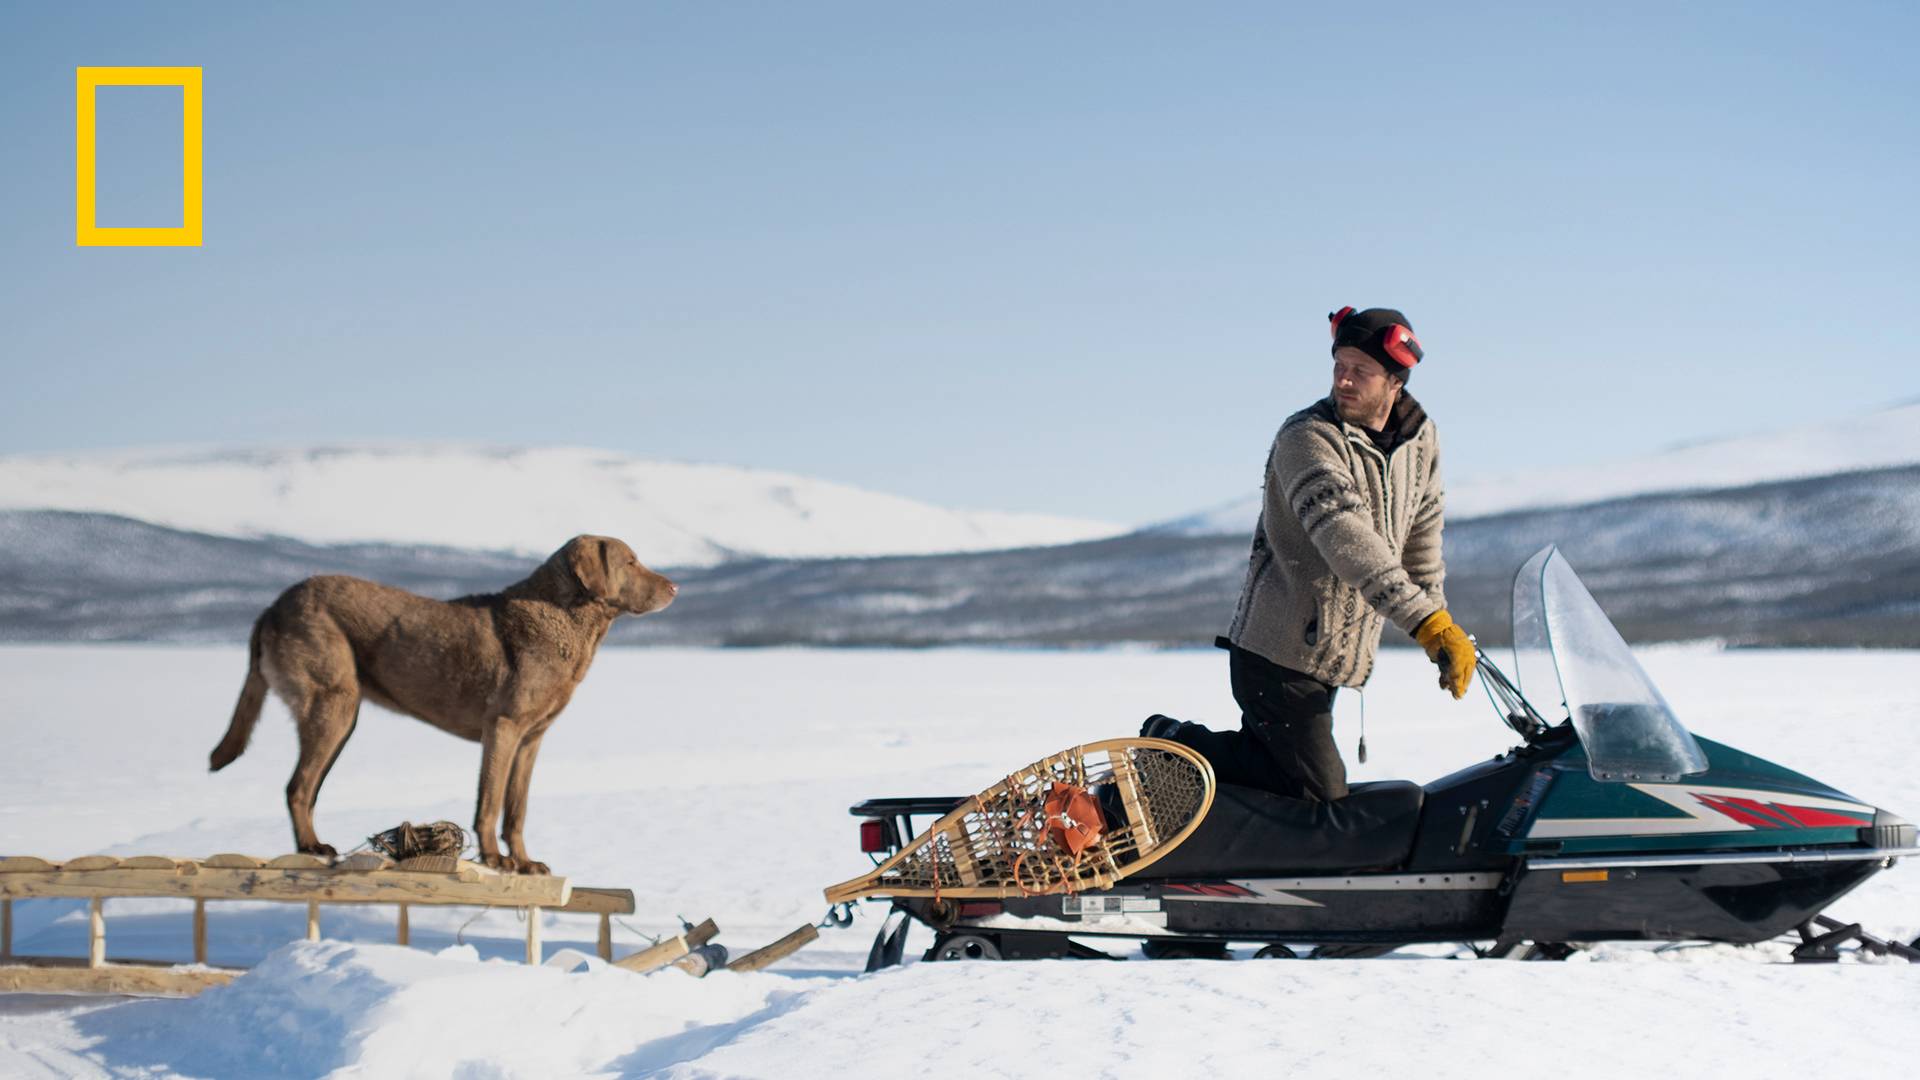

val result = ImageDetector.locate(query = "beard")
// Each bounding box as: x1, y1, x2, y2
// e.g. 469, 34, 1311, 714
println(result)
1333, 381, 1397, 427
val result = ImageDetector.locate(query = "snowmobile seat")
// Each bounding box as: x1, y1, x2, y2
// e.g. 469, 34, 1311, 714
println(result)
1136, 780, 1425, 879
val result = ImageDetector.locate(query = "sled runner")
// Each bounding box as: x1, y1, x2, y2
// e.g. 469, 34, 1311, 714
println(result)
824, 738, 1215, 904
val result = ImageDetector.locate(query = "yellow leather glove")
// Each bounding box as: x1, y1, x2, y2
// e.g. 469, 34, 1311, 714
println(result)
1414, 609, 1475, 700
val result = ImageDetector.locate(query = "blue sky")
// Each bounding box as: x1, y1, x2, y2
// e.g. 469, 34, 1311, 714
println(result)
1, 2, 1914, 525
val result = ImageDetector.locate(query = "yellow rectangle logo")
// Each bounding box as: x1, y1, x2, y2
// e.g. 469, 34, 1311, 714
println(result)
75, 66, 203, 247
1560, 869, 1610, 884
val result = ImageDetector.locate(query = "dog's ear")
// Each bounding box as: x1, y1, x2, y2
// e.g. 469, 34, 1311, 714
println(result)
566, 536, 612, 601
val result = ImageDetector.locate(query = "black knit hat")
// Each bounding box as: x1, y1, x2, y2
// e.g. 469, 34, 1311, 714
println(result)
1329, 306, 1423, 381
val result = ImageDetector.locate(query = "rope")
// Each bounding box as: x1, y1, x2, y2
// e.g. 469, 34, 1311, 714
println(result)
614, 917, 658, 945
453, 907, 486, 946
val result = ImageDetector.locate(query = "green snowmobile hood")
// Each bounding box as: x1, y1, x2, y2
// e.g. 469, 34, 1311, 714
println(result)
1498, 735, 1877, 856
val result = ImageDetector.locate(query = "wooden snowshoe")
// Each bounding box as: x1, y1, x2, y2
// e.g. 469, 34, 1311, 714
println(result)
824, 738, 1214, 903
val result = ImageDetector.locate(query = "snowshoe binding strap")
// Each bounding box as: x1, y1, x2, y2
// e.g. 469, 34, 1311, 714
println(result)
1043, 781, 1107, 857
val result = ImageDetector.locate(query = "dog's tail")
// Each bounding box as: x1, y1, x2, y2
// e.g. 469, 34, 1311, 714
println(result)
210, 612, 269, 772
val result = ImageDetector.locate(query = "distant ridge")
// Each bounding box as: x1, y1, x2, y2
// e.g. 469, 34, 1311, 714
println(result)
0, 443, 1124, 567
1149, 400, 1920, 536
5, 462, 1917, 647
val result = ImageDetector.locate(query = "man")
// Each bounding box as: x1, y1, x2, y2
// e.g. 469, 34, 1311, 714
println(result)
1146, 306, 1475, 802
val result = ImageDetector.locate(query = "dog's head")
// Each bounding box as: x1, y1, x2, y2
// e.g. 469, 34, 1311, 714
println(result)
557, 535, 677, 615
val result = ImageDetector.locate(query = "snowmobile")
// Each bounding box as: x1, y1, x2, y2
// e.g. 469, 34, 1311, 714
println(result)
838, 546, 1919, 967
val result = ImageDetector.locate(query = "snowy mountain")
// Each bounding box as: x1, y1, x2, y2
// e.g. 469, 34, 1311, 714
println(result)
7, 462, 1919, 645
1152, 400, 1920, 536
4, 407, 1917, 647
0, 444, 1123, 566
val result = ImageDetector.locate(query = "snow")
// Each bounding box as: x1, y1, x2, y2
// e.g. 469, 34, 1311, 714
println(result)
1155, 400, 1920, 535
27, 942, 810, 1079
3, 645, 1919, 1077
0, 444, 1124, 566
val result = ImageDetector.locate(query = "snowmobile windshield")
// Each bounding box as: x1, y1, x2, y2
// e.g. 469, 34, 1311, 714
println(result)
1510, 546, 1708, 782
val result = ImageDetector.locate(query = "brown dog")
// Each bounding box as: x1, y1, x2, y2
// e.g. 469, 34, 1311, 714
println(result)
209, 535, 676, 873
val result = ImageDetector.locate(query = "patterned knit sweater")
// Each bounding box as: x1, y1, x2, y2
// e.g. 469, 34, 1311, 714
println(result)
1224, 393, 1446, 688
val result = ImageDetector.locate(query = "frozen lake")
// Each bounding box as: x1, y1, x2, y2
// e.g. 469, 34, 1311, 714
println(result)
2, 644, 1918, 1077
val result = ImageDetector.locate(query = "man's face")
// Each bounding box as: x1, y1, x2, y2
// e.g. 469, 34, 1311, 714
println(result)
1330, 346, 1400, 426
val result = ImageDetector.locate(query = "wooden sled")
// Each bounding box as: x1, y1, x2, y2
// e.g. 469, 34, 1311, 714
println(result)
824, 738, 1215, 904
0, 853, 636, 996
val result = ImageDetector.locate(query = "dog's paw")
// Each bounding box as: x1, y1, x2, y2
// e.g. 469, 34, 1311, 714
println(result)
299, 842, 338, 858
481, 851, 550, 874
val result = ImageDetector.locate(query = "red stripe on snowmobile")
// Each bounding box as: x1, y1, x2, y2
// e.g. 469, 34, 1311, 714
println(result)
1773, 803, 1875, 828
1694, 795, 1786, 829
1722, 797, 1804, 828
1695, 794, 1869, 830
1163, 882, 1255, 897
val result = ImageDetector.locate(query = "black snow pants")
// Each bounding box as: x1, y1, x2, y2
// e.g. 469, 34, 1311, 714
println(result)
1168, 642, 1349, 803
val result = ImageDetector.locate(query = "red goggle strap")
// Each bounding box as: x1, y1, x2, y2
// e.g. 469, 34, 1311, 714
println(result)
1381, 325, 1423, 368
1328, 306, 1355, 340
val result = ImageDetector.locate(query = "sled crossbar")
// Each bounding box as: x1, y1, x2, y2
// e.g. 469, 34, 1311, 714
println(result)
0, 854, 637, 996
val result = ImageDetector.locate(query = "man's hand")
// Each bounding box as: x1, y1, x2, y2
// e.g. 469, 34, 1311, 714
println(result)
1414, 610, 1475, 699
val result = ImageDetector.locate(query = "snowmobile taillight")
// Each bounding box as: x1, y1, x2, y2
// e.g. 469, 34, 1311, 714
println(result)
859, 819, 898, 853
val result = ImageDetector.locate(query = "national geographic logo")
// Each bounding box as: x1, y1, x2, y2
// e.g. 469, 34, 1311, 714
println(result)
75, 66, 203, 247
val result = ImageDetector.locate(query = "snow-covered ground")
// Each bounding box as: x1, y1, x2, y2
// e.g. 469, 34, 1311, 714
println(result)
0, 445, 1123, 566
3, 645, 1918, 1077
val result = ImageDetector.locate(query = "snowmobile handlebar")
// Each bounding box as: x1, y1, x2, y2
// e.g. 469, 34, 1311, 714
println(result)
1470, 637, 1552, 740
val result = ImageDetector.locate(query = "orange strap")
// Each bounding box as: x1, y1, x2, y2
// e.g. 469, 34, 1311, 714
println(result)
1010, 782, 1109, 897
1044, 781, 1106, 856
